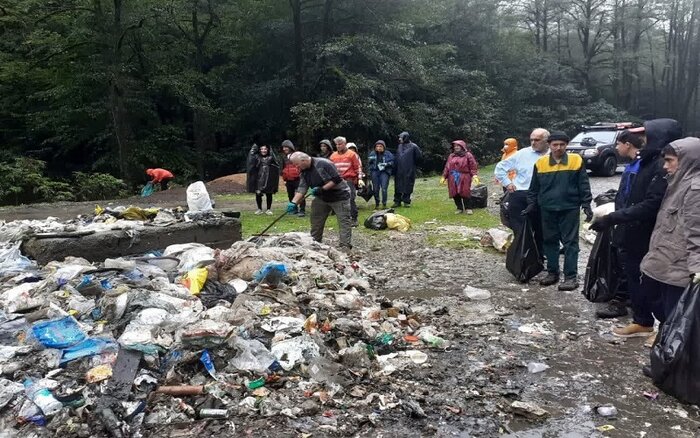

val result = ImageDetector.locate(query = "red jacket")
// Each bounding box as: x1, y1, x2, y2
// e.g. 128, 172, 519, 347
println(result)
330, 150, 362, 184
442, 152, 478, 198
281, 157, 301, 181
146, 168, 174, 183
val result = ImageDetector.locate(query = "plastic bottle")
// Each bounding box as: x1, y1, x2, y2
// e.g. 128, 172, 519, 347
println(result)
24, 379, 63, 416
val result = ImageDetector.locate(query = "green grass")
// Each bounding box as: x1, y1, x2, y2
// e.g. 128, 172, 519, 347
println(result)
221, 164, 502, 238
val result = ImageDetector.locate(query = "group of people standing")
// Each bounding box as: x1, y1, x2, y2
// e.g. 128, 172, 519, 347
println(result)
246, 132, 423, 251
496, 119, 700, 378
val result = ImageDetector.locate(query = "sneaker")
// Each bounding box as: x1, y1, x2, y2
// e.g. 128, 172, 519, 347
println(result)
644, 332, 657, 348
539, 272, 559, 286
595, 300, 628, 319
465, 209, 473, 215
297, 211, 306, 218
265, 210, 273, 215
254, 209, 263, 215
455, 209, 463, 214
403, 203, 411, 208
612, 323, 654, 338
558, 277, 579, 291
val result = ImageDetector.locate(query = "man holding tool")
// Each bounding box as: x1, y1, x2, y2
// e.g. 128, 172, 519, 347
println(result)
287, 152, 353, 251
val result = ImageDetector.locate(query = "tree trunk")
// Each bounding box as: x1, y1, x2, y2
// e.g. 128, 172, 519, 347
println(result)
290, 0, 304, 92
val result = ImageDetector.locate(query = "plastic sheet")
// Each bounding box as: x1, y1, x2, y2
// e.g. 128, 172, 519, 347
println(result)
650, 282, 700, 405
31, 317, 86, 349
385, 213, 411, 232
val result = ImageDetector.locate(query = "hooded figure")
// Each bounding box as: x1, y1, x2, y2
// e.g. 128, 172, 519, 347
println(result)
247, 144, 280, 214
500, 138, 519, 185
392, 131, 422, 207
441, 140, 478, 213
318, 139, 335, 159
641, 137, 700, 291
591, 119, 682, 327
368, 140, 395, 208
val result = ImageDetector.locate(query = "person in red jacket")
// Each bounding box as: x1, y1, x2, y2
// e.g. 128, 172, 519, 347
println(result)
281, 140, 306, 217
440, 140, 478, 214
146, 168, 174, 190
331, 137, 364, 227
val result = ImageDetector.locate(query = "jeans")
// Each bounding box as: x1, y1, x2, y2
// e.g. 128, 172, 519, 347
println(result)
541, 208, 580, 279
255, 193, 272, 210
285, 180, 305, 212
371, 171, 390, 206
640, 274, 684, 325
310, 197, 352, 248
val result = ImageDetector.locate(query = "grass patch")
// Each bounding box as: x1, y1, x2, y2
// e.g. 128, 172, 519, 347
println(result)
425, 232, 482, 250
223, 164, 502, 238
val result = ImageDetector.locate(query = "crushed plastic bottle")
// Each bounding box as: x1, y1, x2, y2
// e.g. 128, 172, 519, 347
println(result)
24, 378, 63, 416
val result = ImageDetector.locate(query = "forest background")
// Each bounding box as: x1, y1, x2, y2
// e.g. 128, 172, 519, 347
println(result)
1, 0, 699, 204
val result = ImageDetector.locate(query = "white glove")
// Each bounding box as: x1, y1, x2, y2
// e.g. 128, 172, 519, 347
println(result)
693, 273, 700, 284
358, 180, 366, 188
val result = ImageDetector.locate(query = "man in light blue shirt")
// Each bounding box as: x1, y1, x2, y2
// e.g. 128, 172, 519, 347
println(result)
494, 128, 550, 239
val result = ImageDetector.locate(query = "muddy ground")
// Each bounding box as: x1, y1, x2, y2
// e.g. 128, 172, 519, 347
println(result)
4, 171, 700, 437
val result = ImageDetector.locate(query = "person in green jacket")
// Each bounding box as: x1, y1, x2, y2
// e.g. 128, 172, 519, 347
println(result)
523, 131, 593, 291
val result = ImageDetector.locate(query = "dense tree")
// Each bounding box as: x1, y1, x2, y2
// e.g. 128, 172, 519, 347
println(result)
2, 0, 696, 206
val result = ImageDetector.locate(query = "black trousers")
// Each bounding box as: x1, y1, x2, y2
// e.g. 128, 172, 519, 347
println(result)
285, 180, 305, 212
255, 193, 273, 210
453, 196, 469, 210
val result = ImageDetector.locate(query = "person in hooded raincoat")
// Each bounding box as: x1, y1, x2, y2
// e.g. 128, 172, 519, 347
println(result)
281, 140, 306, 217
440, 140, 478, 214
497, 138, 519, 191
392, 131, 422, 207
318, 139, 335, 159
368, 140, 394, 209
591, 119, 682, 331
247, 144, 280, 215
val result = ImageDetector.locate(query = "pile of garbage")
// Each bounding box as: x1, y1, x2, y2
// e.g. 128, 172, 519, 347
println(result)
0, 232, 448, 436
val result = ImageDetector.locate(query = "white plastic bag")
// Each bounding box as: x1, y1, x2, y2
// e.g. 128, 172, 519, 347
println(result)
186, 181, 213, 212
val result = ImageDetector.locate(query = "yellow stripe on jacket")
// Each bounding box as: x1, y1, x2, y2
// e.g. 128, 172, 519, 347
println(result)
534, 153, 584, 173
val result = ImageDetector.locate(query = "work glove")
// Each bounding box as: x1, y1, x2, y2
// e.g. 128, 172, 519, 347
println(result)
439, 177, 447, 185
310, 187, 322, 197
286, 202, 297, 214
521, 204, 536, 216
582, 204, 594, 223
590, 215, 611, 232
358, 180, 366, 188
694, 273, 700, 284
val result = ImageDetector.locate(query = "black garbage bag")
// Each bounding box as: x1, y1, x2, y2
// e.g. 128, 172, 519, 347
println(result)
582, 227, 619, 303
650, 282, 700, 405
594, 189, 617, 206
200, 280, 238, 309
358, 177, 374, 202
505, 218, 543, 282
363, 208, 394, 230
499, 192, 511, 228
466, 184, 488, 209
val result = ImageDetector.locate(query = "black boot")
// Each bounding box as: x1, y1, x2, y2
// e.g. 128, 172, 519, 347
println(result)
595, 299, 628, 319
558, 277, 579, 291
540, 272, 559, 286
642, 365, 652, 378
391, 202, 401, 208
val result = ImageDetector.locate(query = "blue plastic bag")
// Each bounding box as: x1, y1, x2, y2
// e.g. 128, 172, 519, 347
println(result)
60, 338, 118, 366
32, 317, 86, 349
141, 182, 155, 197
200, 349, 218, 380
253, 262, 288, 286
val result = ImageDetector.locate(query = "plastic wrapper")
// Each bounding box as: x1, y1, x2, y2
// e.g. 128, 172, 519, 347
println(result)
227, 337, 277, 373
487, 228, 513, 252
60, 338, 118, 366
186, 181, 213, 213
0, 243, 35, 275
650, 282, 700, 405
31, 316, 86, 349
270, 335, 321, 371
385, 213, 411, 232
253, 262, 288, 286
505, 218, 543, 282
181, 267, 208, 295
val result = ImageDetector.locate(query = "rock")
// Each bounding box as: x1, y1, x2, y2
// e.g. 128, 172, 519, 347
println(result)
463, 286, 492, 301
510, 401, 550, 419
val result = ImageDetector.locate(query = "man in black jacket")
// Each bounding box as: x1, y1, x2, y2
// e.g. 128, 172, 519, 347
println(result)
591, 119, 682, 336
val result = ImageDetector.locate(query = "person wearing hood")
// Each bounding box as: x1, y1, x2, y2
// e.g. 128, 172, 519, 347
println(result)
640, 137, 700, 330
591, 119, 682, 334
440, 140, 479, 214
281, 140, 305, 217
368, 140, 395, 209
318, 139, 334, 159
246, 143, 280, 215
499, 138, 519, 190
392, 131, 422, 208
524, 131, 593, 291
